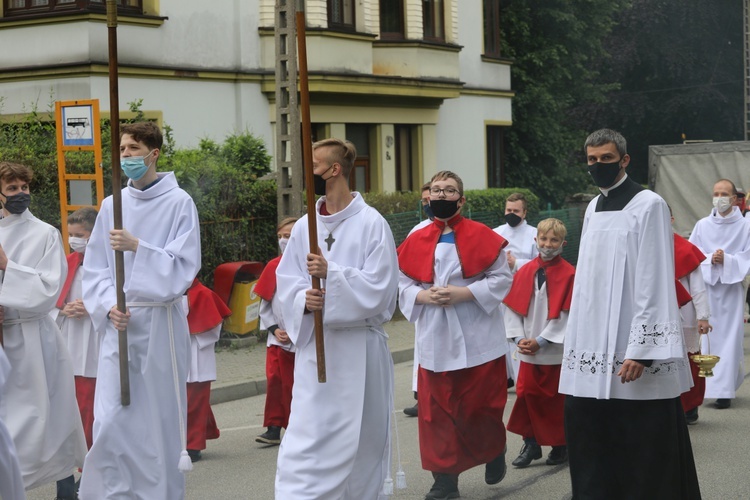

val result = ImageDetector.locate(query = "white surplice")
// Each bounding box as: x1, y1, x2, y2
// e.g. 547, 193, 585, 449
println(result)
260, 296, 295, 352
0, 209, 87, 489
399, 233, 512, 373
0, 347, 25, 500
493, 220, 538, 273
57, 263, 100, 377
679, 267, 710, 354
504, 283, 567, 365
689, 206, 750, 398
80, 173, 201, 500
275, 193, 398, 500
181, 296, 220, 383
560, 191, 692, 400
494, 220, 538, 379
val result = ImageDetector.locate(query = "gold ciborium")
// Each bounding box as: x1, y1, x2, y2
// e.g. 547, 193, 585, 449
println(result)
690, 332, 720, 378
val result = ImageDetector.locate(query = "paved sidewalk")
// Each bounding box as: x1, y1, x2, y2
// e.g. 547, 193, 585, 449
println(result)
210, 317, 416, 404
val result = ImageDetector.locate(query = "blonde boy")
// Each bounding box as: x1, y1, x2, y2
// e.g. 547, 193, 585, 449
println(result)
503, 218, 574, 468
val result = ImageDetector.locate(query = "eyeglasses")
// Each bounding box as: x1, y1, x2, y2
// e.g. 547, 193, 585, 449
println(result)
430, 187, 460, 197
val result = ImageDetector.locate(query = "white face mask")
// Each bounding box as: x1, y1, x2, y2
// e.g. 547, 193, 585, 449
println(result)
69, 236, 89, 253
278, 237, 289, 254
712, 196, 733, 214
537, 244, 563, 261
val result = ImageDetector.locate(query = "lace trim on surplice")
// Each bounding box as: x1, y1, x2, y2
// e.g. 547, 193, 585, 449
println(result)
562, 351, 687, 376
628, 320, 682, 348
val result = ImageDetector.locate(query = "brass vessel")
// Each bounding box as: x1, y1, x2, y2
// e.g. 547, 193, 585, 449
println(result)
690, 332, 720, 378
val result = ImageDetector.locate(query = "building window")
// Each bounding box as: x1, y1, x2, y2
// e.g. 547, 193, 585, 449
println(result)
395, 125, 416, 192
379, 0, 404, 40
486, 125, 505, 188
483, 0, 501, 58
5, 0, 142, 16
422, 0, 444, 42
328, 0, 355, 30
346, 124, 371, 193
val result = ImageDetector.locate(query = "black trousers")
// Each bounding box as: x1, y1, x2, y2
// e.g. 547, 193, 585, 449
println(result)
564, 396, 701, 500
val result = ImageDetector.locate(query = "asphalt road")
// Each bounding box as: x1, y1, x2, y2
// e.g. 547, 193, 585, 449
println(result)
27, 331, 750, 499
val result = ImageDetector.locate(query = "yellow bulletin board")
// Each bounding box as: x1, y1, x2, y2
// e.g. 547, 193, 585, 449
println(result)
55, 99, 105, 252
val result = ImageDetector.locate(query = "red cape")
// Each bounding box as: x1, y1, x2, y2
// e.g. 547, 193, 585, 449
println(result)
674, 233, 706, 308
503, 255, 575, 320
187, 279, 232, 334
397, 215, 508, 283
253, 256, 281, 302
56, 251, 84, 309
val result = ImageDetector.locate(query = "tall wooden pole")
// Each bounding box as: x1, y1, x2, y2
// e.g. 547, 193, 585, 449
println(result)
107, 0, 130, 406
296, 0, 326, 383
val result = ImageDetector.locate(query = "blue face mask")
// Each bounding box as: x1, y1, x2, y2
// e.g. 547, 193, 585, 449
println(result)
121, 150, 155, 181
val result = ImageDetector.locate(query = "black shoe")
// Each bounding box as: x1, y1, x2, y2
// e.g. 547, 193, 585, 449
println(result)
511, 442, 542, 468
714, 399, 731, 409
485, 449, 507, 485
546, 446, 568, 465
404, 403, 418, 417
187, 449, 202, 462
685, 407, 699, 424
425, 473, 459, 500
507, 377, 515, 389
256, 426, 282, 445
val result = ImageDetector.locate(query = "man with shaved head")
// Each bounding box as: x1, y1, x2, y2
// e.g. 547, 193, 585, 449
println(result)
689, 178, 750, 410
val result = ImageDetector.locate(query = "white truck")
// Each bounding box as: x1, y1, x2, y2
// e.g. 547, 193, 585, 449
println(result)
648, 140, 750, 236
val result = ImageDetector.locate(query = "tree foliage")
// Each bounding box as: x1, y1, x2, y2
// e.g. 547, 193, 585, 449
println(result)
499, 0, 628, 207
590, 0, 744, 181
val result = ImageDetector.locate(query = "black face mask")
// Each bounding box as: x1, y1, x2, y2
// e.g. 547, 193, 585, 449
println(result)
2, 192, 30, 215
312, 164, 334, 196
587, 160, 622, 188
430, 199, 460, 220
423, 203, 435, 221
504, 212, 522, 227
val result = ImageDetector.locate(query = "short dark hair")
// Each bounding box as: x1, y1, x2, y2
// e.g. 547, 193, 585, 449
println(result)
584, 128, 627, 158
430, 171, 464, 195
506, 192, 527, 211
0, 162, 32, 189
120, 121, 163, 151
68, 206, 98, 232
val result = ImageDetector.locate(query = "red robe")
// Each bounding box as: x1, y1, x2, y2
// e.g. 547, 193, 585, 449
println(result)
185, 280, 231, 451
505, 255, 573, 446
674, 234, 708, 412
257, 256, 295, 429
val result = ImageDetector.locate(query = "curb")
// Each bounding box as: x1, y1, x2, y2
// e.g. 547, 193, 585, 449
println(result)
209, 347, 415, 405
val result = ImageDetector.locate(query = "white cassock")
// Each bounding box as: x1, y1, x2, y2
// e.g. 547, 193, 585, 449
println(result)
399, 238, 511, 372
679, 267, 710, 354
80, 173, 201, 500
504, 283, 567, 366
0, 348, 25, 500
493, 220, 538, 273
275, 193, 399, 500
689, 206, 750, 399
560, 191, 692, 399
57, 263, 100, 377
494, 220, 538, 380
0, 209, 87, 490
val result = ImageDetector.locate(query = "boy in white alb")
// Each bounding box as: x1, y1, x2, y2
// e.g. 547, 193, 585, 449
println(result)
275, 139, 399, 499
80, 122, 201, 499
503, 218, 573, 468
56, 206, 100, 450
0, 340, 25, 500
0, 162, 86, 499
255, 217, 298, 446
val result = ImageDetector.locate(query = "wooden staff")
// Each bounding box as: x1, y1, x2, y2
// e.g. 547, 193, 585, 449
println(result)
296, 0, 326, 383
107, 0, 130, 406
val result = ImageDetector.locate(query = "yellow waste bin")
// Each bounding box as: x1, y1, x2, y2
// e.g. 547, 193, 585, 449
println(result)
213, 261, 265, 337
223, 278, 261, 336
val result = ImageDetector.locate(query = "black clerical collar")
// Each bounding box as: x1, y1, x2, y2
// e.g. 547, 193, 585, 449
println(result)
595, 176, 644, 212
139, 177, 162, 191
